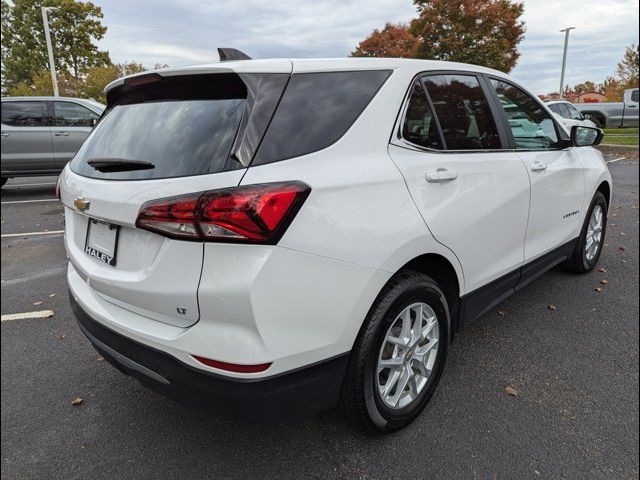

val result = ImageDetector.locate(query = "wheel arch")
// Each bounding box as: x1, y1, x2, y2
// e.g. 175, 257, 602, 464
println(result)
596, 180, 611, 207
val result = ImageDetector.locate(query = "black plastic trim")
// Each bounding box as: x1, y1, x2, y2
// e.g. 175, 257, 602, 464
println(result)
70, 293, 349, 422
458, 238, 578, 330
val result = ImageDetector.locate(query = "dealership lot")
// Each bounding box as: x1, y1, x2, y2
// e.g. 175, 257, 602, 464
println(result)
1, 158, 638, 479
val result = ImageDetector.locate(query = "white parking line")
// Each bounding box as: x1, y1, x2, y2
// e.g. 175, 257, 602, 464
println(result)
1, 198, 59, 205
606, 157, 628, 164
7, 182, 56, 187
1, 310, 54, 322
1, 230, 64, 238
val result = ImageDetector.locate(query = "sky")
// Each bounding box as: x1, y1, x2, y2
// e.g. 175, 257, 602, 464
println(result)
96, 0, 640, 94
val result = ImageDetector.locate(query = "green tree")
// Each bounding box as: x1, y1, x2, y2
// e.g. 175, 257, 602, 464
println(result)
351, 23, 419, 58
409, 0, 525, 72
1, 0, 110, 94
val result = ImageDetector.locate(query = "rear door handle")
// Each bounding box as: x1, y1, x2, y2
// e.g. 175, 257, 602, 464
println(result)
1, 133, 8, 137
53, 132, 69, 136
531, 161, 548, 172
426, 168, 458, 183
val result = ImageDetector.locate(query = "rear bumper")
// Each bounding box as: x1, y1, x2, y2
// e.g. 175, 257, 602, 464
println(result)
70, 293, 349, 422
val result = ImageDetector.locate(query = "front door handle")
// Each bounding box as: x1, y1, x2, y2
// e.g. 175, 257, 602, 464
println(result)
1, 132, 8, 137
426, 168, 458, 183
531, 161, 548, 172
53, 132, 69, 136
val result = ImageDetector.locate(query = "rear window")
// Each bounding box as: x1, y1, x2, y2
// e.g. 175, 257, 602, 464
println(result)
70, 73, 287, 181
253, 70, 391, 165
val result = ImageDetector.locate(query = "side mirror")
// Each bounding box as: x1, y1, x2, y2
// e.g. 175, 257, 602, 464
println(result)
571, 125, 603, 147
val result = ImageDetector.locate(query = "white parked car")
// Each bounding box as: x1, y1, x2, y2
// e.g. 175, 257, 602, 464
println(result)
546, 100, 599, 131
60, 54, 611, 433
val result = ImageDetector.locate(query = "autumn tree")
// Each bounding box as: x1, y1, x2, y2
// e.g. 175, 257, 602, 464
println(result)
410, 0, 525, 72
352, 23, 419, 58
7, 62, 147, 103
616, 43, 639, 87
1, 0, 110, 94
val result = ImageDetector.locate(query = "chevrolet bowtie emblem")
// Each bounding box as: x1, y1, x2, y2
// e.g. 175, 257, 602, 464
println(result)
74, 197, 90, 211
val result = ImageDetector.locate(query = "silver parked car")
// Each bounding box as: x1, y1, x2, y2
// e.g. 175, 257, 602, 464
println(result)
1, 96, 105, 186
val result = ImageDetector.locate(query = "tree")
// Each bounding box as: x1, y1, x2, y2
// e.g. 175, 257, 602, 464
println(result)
1, 0, 110, 94
616, 43, 639, 87
352, 23, 419, 58
7, 62, 147, 103
409, 0, 525, 72
82, 62, 146, 103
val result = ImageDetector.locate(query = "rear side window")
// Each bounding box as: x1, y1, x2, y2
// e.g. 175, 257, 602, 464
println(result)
422, 75, 501, 150
1, 101, 48, 126
401, 82, 443, 150
54, 101, 99, 127
70, 73, 287, 181
490, 79, 561, 150
253, 70, 391, 165
631, 89, 639, 103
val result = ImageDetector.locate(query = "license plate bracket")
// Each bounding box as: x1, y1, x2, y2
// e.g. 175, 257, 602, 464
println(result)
85, 218, 119, 266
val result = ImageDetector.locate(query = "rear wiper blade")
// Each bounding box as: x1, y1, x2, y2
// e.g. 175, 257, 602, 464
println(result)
87, 158, 155, 173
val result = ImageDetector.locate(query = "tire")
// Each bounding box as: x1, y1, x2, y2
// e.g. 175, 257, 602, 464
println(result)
590, 115, 606, 129
340, 271, 450, 434
561, 191, 608, 274
0, 177, 7, 188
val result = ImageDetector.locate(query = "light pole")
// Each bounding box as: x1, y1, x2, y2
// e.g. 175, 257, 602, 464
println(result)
41, 6, 59, 97
559, 27, 575, 99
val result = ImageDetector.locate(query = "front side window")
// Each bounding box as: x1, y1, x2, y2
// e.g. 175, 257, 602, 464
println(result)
401, 82, 443, 150
490, 79, 561, 150
1, 101, 48, 126
54, 102, 99, 127
421, 74, 501, 150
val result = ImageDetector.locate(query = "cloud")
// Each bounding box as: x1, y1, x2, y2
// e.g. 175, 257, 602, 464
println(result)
97, 0, 639, 94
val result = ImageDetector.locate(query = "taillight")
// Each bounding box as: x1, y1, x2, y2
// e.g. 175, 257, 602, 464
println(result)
136, 182, 310, 244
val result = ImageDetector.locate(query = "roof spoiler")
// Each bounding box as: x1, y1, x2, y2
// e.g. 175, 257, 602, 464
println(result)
218, 48, 252, 62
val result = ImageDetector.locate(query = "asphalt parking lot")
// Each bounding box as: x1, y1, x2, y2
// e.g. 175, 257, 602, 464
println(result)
2, 157, 638, 480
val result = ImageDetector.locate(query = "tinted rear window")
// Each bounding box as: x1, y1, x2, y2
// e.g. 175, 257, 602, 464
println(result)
70, 73, 287, 180
253, 70, 391, 165
70, 99, 244, 180
1, 101, 48, 126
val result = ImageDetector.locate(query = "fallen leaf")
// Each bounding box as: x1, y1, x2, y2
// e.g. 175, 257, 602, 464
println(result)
618, 247, 625, 252
610, 224, 618, 227
33, 301, 43, 306
600, 280, 609, 285
620, 232, 626, 236
49, 293, 56, 298
496, 309, 506, 317
505, 386, 518, 396
71, 397, 83, 406
597, 268, 607, 273
547, 304, 557, 311
595, 287, 603, 292
97, 356, 104, 362
58, 333, 66, 340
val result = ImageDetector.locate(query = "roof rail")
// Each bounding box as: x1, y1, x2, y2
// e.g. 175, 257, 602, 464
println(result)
218, 48, 252, 62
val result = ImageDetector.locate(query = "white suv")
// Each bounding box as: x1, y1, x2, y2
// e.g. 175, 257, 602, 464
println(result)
60, 56, 611, 433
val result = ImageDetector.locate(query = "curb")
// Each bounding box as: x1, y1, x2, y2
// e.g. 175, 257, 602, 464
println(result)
596, 144, 639, 154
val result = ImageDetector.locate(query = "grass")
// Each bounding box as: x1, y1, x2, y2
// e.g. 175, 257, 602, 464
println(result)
602, 135, 639, 146
603, 127, 639, 135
